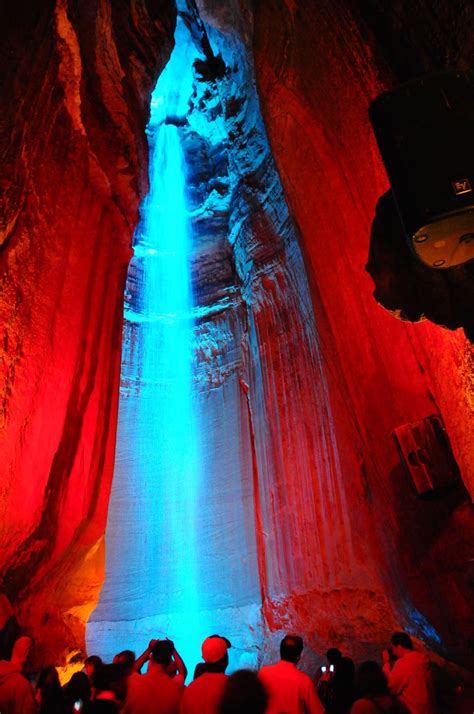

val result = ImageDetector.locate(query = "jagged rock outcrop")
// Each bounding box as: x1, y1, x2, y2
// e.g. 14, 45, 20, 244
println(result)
0, 0, 176, 665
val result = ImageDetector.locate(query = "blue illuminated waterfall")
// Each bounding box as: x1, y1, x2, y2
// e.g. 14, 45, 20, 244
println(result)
86, 1, 348, 675
87, 20, 207, 668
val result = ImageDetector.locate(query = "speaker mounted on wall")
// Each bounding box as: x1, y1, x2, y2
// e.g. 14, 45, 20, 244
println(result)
393, 415, 462, 499
370, 70, 474, 269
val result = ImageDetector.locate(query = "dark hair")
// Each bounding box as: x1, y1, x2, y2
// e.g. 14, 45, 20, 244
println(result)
37, 665, 60, 690
391, 632, 413, 650
201, 652, 229, 674
151, 640, 174, 666
219, 669, 268, 714
335, 656, 355, 683
93, 664, 127, 701
36, 666, 63, 714
64, 671, 91, 706
326, 648, 343, 664
114, 650, 135, 666
84, 655, 103, 671
355, 661, 389, 698
280, 635, 303, 663
113, 649, 136, 676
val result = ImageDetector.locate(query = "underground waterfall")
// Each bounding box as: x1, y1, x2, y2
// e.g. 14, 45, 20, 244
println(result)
88, 0, 360, 673
87, 17, 209, 669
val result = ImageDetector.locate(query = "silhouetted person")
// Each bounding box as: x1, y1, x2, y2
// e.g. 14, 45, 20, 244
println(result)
113, 650, 137, 678
218, 669, 268, 714
36, 665, 66, 714
382, 633, 438, 714
327, 649, 343, 667
123, 639, 182, 714
63, 671, 91, 713
181, 636, 230, 714
0, 635, 37, 714
259, 635, 323, 714
85, 656, 103, 682
351, 661, 409, 713
318, 656, 355, 713
89, 664, 127, 713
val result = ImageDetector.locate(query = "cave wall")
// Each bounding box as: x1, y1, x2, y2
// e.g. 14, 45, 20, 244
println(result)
252, 0, 474, 665
0, 0, 473, 671
0, 0, 176, 664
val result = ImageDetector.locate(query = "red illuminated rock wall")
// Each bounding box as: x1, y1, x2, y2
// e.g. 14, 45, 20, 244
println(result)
252, 0, 474, 666
0, 1, 175, 664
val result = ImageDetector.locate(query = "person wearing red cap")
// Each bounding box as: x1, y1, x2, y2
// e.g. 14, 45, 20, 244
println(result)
259, 635, 323, 714
180, 635, 230, 714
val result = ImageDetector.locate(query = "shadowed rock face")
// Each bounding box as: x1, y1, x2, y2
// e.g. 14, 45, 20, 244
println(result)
0, 0, 473, 672
0, 0, 176, 664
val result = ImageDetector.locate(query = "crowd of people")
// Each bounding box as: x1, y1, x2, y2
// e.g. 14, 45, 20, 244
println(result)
0, 630, 447, 714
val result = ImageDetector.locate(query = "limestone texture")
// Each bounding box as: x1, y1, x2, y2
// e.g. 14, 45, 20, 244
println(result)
0, 0, 473, 674
252, 0, 474, 667
0, 0, 176, 665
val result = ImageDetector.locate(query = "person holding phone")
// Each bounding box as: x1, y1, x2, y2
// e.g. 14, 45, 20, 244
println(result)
317, 656, 355, 713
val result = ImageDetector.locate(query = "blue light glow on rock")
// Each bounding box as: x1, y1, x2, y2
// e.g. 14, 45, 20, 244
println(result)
87, 16, 209, 670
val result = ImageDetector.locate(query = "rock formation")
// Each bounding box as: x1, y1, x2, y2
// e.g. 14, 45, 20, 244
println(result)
0, 0, 473, 672
0, 0, 176, 665
252, 0, 474, 667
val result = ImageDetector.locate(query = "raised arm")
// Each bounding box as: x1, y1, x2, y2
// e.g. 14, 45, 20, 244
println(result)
134, 639, 157, 673
172, 644, 188, 683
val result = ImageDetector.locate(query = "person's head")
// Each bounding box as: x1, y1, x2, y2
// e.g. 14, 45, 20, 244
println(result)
93, 664, 127, 703
355, 661, 389, 699
150, 640, 174, 668
280, 635, 303, 664
113, 649, 136, 676
37, 665, 60, 690
219, 669, 268, 714
36, 666, 61, 705
64, 671, 91, 704
84, 654, 103, 679
334, 656, 355, 686
326, 648, 343, 665
201, 635, 230, 673
390, 632, 413, 658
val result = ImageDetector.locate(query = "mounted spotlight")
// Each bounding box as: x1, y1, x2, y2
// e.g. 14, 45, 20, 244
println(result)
369, 70, 474, 269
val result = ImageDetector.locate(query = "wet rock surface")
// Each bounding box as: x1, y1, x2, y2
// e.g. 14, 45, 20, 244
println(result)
0, 0, 176, 664
0, 0, 473, 672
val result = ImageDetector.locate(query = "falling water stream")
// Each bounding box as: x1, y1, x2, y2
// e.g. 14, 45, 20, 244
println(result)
87, 18, 207, 669
87, 2, 355, 674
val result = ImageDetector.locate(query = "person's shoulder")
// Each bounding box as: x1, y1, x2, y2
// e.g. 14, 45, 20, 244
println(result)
182, 675, 202, 694
408, 650, 429, 664
399, 650, 428, 669
258, 662, 279, 678
295, 667, 313, 683
350, 699, 376, 714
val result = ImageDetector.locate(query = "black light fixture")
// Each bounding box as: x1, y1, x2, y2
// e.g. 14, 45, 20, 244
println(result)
369, 70, 474, 269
